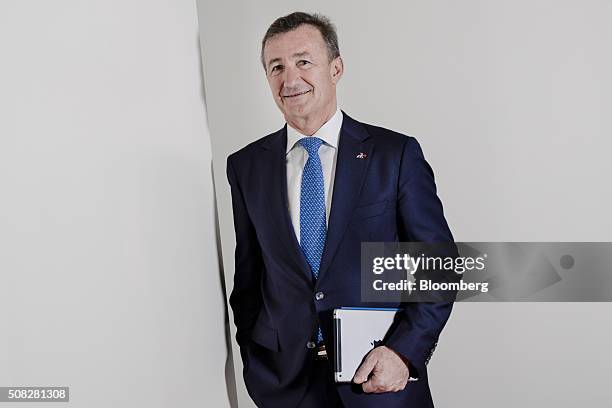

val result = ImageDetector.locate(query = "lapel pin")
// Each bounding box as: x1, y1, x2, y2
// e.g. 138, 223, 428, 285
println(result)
356, 152, 368, 159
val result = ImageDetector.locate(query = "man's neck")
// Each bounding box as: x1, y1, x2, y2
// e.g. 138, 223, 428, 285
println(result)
286, 106, 337, 136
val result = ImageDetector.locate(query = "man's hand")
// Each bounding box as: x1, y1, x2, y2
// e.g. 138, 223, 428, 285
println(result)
352, 346, 410, 393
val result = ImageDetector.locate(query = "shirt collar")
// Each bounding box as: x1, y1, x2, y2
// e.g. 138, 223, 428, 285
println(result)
286, 109, 343, 154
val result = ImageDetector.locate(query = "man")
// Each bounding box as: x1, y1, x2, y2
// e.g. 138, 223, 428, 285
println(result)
227, 12, 455, 408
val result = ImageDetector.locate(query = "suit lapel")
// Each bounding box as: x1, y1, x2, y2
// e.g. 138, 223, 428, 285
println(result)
260, 126, 313, 283
317, 112, 374, 284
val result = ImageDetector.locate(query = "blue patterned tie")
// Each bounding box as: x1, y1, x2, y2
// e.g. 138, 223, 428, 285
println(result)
299, 137, 326, 344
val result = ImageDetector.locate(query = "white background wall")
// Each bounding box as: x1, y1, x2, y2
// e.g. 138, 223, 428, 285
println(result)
198, 1, 612, 406
0, 1, 232, 407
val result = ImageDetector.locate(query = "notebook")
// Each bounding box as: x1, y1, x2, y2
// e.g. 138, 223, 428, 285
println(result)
333, 307, 419, 383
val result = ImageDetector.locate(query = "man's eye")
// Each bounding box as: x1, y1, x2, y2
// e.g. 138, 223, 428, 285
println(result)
270, 65, 283, 73
297, 60, 310, 66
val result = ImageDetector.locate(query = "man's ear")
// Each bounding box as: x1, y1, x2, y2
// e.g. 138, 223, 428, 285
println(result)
330, 56, 344, 84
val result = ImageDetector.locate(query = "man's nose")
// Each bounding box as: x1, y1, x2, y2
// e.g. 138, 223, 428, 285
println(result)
283, 66, 301, 87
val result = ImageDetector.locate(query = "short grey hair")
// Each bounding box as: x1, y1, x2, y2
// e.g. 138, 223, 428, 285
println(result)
260, 12, 340, 69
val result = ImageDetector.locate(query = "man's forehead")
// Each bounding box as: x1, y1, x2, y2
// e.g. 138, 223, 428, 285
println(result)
264, 26, 325, 61
268, 50, 313, 62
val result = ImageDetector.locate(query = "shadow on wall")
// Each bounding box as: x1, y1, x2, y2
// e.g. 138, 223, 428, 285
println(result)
197, 35, 239, 408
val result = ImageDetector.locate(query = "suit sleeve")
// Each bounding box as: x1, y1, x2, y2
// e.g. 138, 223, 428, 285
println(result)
226, 155, 264, 349
384, 137, 456, 377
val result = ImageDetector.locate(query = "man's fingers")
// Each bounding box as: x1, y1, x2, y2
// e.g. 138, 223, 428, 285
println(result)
352, 352, 378, 384
362, 376, 389, 394
361, 379, 378, 393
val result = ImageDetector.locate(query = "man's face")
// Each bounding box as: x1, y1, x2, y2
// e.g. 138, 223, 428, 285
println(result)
263, 24, 343, 125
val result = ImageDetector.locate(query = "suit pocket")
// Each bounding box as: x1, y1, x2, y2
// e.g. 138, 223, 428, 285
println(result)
351, 200, 389, 220
250, 320, 280, 352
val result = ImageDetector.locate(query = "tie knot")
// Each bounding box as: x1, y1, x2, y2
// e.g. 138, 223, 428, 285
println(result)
299, 137, 324, 156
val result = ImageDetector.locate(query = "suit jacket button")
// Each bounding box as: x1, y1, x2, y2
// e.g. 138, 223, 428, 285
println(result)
306, 341, 316, 349
315, 291, 325, 301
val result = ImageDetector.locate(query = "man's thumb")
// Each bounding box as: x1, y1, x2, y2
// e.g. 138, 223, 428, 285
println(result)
352, 353, 377, 384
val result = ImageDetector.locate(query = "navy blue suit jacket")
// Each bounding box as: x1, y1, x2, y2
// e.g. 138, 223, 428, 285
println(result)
227, 112, 455, 407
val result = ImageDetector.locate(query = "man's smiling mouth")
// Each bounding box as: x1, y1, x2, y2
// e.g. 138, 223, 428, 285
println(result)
282, 90, 311, 98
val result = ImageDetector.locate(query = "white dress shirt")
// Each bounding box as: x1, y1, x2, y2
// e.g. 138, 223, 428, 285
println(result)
286, 109, 343, 244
